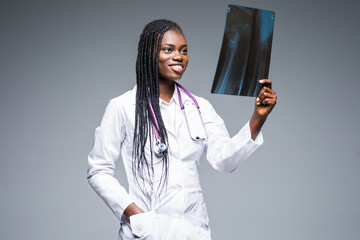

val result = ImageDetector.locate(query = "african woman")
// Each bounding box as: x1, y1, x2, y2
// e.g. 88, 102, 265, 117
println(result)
87, 19, 277, 240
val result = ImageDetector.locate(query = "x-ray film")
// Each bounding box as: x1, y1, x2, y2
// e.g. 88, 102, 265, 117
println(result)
211, 5, 275, 96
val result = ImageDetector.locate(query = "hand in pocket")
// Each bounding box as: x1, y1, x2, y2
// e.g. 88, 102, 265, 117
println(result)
129, 211, 157, 239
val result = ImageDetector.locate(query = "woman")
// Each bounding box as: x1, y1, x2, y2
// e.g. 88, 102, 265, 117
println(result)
87, 19, 276, 240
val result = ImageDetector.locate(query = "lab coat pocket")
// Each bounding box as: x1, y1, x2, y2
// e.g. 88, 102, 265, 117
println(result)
130, 211, 158, 239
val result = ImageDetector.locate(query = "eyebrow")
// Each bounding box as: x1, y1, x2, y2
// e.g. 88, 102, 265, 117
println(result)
161, 43, 188, 48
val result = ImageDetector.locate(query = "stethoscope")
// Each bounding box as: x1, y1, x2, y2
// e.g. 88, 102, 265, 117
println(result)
149, 82, 207, 157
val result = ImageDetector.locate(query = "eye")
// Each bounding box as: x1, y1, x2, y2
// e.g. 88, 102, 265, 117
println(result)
181, 48, 188, 55
162, 48, 172, 53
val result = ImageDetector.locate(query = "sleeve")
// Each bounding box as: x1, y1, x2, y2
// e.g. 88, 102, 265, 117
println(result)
87, 99, 134, 221
202, 99, 263, 173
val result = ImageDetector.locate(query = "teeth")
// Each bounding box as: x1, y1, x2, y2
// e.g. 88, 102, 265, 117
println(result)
171, 65, 183, 69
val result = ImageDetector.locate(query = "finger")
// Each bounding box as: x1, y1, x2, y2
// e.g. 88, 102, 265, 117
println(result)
259, 89, 272, 101
256, 93, 264, 105
256, 93, 267, 105
256, 94, 268, 106
260, 86, 275, 97
262, 98, 277, 106
256, 98, 262, 106
262, 91, 276, 106
258, 93, 277, 106
264, 92, 277, 100
256, 85, 267, 99
256, 84, 276, 105
263, 88, 275, 95
264, 93, 277, 104
256, 87, 265, 104
259, 79, 272, 89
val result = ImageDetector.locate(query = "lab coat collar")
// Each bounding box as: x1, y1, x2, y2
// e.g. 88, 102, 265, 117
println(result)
131, 84, 194, 107
131, 84, 195, 137
159, 85, 177, 106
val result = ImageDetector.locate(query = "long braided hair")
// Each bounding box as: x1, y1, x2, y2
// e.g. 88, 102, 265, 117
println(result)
133, 19, 183, 193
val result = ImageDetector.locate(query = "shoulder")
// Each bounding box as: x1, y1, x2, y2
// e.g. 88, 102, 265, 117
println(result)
100, 86, 136, 123
108, 86, 136, 109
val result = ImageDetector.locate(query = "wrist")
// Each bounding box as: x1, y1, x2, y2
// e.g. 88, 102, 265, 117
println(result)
252, 110, 267, 123
250, 111, 267, 140
124, 203, 145, 217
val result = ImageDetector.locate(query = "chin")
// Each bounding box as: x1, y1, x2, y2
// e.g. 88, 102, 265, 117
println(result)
160, 75, 183, 82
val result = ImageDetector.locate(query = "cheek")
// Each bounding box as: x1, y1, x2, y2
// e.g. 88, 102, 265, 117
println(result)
158, 61, 167, 76
158, 56, 169, 74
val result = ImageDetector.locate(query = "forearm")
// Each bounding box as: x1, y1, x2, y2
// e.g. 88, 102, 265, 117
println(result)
206, 121, 263, 173
88, 172, 134, 220
249, 111, 266, 140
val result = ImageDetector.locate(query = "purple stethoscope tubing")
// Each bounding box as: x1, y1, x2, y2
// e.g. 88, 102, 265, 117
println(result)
149, 82, 207, 156
148, 96, 160, 140
175, 82, 206, 142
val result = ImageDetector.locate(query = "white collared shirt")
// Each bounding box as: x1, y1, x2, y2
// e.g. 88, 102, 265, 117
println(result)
87, 85, 263, 240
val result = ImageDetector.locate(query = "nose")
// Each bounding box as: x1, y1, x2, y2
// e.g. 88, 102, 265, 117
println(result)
172, 51, 183, 61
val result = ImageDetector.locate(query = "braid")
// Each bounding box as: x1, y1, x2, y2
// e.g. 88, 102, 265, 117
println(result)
133, 19, 183, 195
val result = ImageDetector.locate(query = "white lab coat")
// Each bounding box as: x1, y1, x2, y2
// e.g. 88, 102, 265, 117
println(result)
87, 86, 263, 240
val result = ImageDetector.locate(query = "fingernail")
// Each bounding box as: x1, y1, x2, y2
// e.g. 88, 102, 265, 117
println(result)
259, 80, 264, 83
257, 102, 261, 105
256, 97, 260, 102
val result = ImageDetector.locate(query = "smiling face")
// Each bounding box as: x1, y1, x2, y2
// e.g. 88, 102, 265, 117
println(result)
158, 29, 188, 83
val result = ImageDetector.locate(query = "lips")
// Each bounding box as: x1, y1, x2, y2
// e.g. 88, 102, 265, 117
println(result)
169, 64, 185, 73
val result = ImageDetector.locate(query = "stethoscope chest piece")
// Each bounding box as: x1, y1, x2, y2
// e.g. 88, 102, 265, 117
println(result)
154, 140, 167, 157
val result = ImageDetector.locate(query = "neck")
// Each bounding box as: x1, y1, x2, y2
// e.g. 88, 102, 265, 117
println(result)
159, 78, 175, 103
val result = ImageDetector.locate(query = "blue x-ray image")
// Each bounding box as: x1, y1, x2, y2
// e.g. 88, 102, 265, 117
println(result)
211, 5, 275, 96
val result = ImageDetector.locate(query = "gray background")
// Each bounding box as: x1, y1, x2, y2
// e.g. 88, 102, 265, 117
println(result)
1, 0, 359, 239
